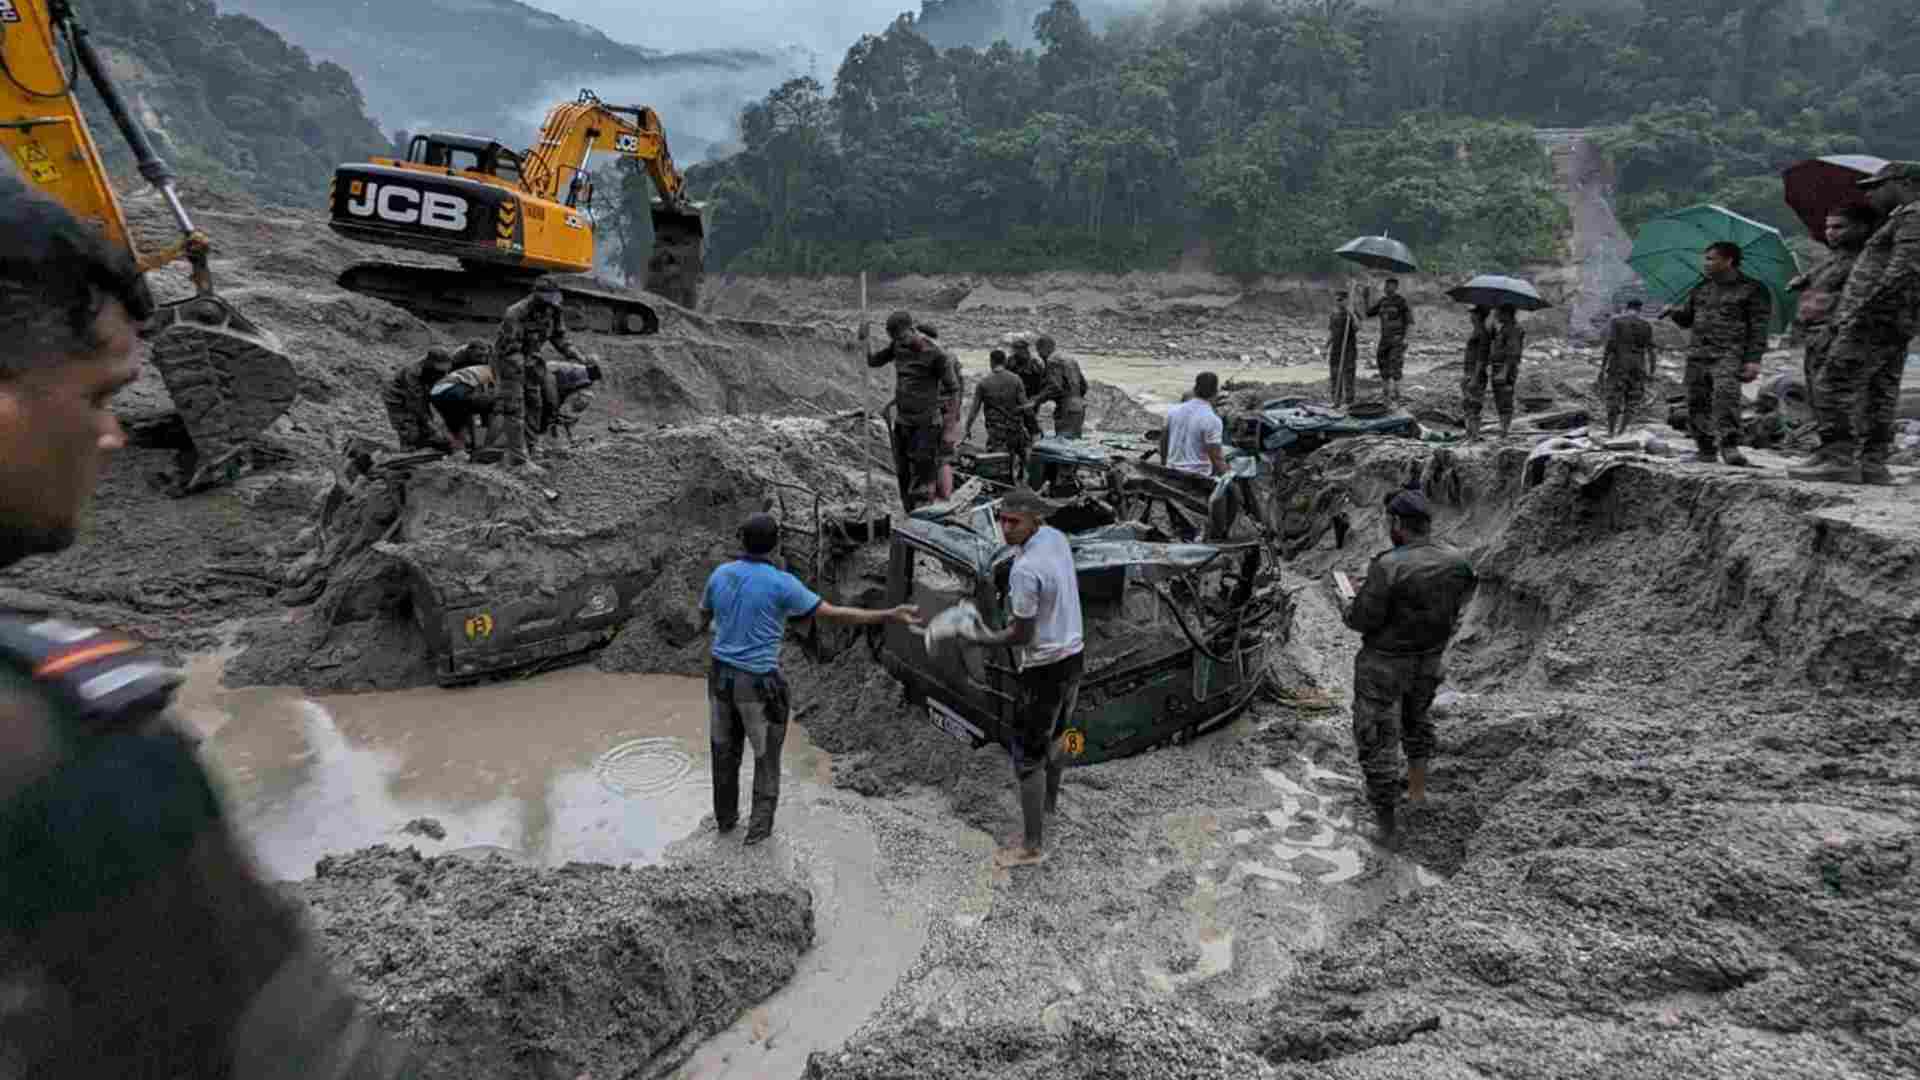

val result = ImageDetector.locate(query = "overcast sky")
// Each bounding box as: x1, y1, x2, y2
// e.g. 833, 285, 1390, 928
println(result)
521, 0, 913, 58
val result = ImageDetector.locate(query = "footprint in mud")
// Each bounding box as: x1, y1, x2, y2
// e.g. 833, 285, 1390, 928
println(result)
594, 736, 695, 797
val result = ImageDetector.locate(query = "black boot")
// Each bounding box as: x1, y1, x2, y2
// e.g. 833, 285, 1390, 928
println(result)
743, 795, 778, 846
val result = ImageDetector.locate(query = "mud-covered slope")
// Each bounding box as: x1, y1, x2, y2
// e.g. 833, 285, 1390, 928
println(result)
295, 846, 814, 1080
1258, 441, 1920, 1078
804, 439, 1920, 1080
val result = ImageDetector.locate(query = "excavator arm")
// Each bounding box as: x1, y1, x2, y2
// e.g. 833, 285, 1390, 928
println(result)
522, 90, 704, 307
0, 0, 295, 495
522, 90, 691, 210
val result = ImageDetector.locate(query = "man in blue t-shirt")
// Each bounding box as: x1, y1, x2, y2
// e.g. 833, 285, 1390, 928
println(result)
701, 513, 921, 844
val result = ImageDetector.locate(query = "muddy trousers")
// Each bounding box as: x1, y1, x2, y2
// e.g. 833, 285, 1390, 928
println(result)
1812, 325, 1912, 465
985, 427, 1031, 482
1329, 344, 1357, 406
1460, 358, 1513, 430
1604, 368, 1647, 433
1013, 652, 1084, 852
1802, 326, 1834, 412
891, 421, 942, 511
1351, 647, 1444, 821
1684, 354, 1745, 454
708, 660, 791, 833
1376, 338, 1407, 382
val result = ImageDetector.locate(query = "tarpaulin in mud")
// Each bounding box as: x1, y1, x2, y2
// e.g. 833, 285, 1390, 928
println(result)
1030, 437, 1116, 469
892, 516, 1239, 581
1244, 398, 1419, 454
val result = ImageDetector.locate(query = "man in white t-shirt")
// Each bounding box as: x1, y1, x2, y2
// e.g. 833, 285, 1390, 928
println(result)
1162, 371, 1227, 478
959, 487, 1084, 868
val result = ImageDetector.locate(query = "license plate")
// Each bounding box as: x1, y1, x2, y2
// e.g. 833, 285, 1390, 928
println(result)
925, 698, 983, 743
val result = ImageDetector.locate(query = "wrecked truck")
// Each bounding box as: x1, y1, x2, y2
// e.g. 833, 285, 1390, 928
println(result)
877, 501, 1287, 765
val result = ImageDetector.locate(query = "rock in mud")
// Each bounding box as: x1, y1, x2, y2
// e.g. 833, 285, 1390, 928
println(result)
295, 846, 814, 1080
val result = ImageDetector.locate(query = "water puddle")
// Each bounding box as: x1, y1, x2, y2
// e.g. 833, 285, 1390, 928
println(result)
179, 658, 933, 1078
186, 667, 802, 878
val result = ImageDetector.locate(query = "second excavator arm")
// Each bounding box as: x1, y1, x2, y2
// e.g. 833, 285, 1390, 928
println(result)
521, 90, 693, 212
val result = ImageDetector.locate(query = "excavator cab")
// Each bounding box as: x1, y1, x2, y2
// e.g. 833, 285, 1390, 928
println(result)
0, 0, 295, 495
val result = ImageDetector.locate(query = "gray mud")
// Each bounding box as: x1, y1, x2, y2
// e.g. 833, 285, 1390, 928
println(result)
295, 847, 813, 1080
805, 436, 1920, 1079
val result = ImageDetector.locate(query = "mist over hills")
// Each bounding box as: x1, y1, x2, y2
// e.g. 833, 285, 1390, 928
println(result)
219, 0, 799, 161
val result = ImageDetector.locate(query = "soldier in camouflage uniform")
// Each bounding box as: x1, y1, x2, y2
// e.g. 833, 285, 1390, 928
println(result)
1600, 299, 1656, 437
1009, 337, 1046, 438
382, 347, 454, 451
491, 278, 586, 471
1490, 304, 1526, 437
0, 186, 419, 1078
1339, 486, 1478, 846
1788, 206, 1879, 413
1364, 278, 1413, 405
1033, 335, 1089, 438
1328, 290, 1360, 407
1459, 306, 1493, 442
864, 310, 959, 511
1661, 242, 1771, 467
1792, 162, 1920, 486
966, 349, 1033, 480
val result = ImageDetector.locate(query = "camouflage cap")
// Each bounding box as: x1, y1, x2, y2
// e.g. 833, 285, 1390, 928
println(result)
1857, 161, 1920, 188
532, 276, 564, 303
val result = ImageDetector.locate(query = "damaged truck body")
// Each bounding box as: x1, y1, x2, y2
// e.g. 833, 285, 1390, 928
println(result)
879, 499, 1289, 767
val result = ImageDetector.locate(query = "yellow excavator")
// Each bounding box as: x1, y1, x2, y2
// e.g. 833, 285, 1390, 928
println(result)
0, 0, 296, 494
327, 89, 705, 333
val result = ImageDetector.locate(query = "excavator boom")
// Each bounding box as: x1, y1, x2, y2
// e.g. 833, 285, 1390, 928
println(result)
0, 0, 296, 494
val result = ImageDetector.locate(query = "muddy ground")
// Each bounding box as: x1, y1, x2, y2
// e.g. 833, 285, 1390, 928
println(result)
7, 184, 1917, 1078
295, 846, 814, 1079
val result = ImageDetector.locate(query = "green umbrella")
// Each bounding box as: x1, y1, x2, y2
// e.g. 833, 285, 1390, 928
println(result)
1627, 204, 1798, 334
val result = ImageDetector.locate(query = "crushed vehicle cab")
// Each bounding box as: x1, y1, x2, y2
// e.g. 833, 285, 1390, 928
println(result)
877, 500, 1287, 766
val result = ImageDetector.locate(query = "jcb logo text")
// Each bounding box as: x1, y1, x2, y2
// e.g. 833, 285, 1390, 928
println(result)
346, 182, 469, 233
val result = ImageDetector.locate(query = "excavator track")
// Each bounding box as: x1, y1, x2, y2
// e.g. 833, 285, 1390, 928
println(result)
338, 262, 665, 335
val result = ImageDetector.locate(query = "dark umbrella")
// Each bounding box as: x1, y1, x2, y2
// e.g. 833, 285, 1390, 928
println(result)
1783, 155, 1889, 244
1445, 274, 1551, 311
1334, 235, 1418, 274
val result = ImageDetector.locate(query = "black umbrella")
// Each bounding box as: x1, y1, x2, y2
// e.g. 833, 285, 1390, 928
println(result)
1445, 274, 1550, 311
1783, 155, 1889, 244
1334, 235, 1418, 274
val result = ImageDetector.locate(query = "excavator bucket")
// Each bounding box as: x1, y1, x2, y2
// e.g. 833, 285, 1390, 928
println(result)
644, 202, 705, 311
144, 293, 298, 493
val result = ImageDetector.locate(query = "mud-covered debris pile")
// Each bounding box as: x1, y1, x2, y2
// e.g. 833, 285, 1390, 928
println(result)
296, 846, 813, 1080
229, 414, 896, 690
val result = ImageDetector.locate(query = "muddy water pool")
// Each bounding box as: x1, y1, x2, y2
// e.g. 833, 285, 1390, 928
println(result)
177, 658, 944, 1079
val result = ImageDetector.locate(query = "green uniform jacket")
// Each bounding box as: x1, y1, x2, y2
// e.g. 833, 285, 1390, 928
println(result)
1669, 272, 1772, 365
494, 296, 586, 366
1602, 313, 1655, 379
1344, 538, 1479, 656
1834, 202, 1920, 340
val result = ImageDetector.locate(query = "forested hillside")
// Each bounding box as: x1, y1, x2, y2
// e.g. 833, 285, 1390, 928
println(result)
80, 0, 386, 206
680, 0, 1920, 276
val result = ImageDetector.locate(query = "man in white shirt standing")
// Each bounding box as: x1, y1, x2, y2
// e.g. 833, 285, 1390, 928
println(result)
960, 487, 1085, 868
1162, 371, 1227, 478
